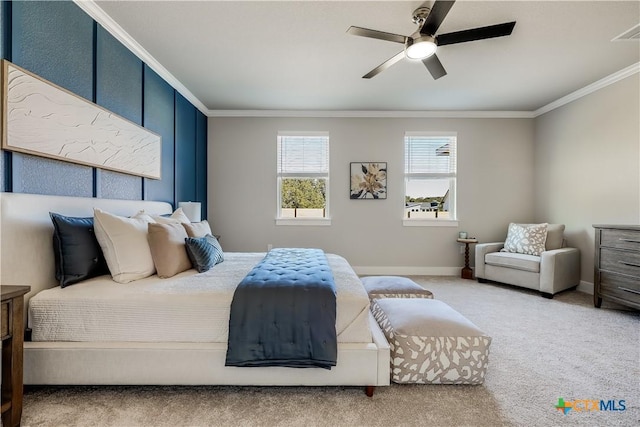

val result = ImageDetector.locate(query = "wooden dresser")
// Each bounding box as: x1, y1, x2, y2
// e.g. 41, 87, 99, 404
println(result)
593, 225, 640, 310
1, 285, 30, 427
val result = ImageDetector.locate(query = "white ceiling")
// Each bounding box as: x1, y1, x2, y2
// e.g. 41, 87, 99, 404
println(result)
93, 1, 640, 113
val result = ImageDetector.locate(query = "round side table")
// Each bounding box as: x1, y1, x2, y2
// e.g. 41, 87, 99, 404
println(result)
457, 238, 478, 279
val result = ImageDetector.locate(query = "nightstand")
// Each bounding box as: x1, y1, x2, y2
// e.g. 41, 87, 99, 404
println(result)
1, 285, 30, 427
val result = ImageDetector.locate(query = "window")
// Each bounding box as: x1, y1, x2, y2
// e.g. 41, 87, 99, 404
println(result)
277, 132, 329, 224
404, 132, 457, 223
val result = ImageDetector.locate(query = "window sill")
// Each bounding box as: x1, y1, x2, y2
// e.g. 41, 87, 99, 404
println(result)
276, 218, 332, 226
403, 219, 459, 227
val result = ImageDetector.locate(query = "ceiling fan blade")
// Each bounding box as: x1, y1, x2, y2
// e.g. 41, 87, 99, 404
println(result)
347, 26, 407, 44
436, 21, 516, 46
422, 54, 447, 80
363, 51, 405, 79
421, 0, 456, 35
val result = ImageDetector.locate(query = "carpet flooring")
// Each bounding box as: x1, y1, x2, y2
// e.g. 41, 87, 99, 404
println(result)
22, 277, 639, 427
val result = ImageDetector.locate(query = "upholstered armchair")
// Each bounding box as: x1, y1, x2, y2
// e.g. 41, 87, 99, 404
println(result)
475, 223, 580, 298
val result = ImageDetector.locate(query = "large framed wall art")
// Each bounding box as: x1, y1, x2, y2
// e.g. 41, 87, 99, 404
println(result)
1, 60, 161, 179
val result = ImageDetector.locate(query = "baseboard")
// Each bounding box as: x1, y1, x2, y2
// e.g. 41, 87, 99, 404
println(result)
352, 266, 460, 276
577, 280, 594, 295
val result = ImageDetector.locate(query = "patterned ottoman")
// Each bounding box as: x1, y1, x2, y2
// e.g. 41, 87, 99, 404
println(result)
361, 276, 434, 299
371, 298, 491, 385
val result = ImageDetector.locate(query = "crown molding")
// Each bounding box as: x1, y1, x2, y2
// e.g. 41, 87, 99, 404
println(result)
533, 62, 640, 117
207, 110, 536, 118
73, 0, 209, 115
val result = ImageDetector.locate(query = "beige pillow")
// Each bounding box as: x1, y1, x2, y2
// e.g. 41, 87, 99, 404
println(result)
182, 220, 212, 238
93, 208, 156, 283
545, 224, 565, 250
147, 222, 192, 278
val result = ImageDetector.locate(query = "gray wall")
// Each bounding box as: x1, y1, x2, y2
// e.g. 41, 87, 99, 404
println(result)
209, 117, 535, 273
534, 74, 640, 285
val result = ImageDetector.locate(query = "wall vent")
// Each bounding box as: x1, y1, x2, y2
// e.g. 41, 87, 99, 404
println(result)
612, 23, 640, 41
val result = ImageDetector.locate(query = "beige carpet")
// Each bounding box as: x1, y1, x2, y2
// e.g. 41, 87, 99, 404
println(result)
22, 277, 639, 427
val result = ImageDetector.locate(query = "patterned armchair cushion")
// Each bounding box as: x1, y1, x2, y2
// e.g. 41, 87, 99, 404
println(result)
361, 276, 434, 300
371, 298, 491, 385
502, 222, 548, 256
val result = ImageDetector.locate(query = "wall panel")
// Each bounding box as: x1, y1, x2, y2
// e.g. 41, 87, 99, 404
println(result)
0, 1, 9, 191
95, 25, 143, 199
12, 156, 93, 197
10, 0, 94, 196
143, 65, 175, 205
0, 0, 8, 60
12, 0, 93, 99
175, 93, 196, 205
196, 111, 208, 219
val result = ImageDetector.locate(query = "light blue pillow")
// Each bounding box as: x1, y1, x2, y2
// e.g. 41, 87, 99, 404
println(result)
184, 234, 224, 273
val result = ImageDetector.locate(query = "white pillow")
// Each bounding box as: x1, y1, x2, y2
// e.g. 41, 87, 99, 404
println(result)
151, 207, 191, 225
93, 208, 156, 283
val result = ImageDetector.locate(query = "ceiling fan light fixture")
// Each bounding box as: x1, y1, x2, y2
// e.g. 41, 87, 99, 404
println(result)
405, 36, 437, 60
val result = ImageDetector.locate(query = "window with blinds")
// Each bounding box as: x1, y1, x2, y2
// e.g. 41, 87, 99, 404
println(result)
277, 133, 329, 220
404, 133, 457, 220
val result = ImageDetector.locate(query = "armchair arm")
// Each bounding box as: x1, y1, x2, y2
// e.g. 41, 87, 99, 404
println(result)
474, 242, 505, 279
540, 248, 581, 295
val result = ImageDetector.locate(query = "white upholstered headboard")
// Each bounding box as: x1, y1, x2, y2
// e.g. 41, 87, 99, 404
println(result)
0, 192, 173, 312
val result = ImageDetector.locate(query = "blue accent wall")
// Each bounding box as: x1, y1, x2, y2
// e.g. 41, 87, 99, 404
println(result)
12, 0, 93, 99
196, 111, 208, 219
143, 65, 175, 204
95, 25, 143, 200
175, 93, 196, 204
0, 0, 206, 213
1, 1, 11, 192
9, 0, 94, 196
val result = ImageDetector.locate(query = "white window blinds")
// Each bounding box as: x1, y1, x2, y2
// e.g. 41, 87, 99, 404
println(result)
404, 134, 457, 177
277, 134, 329, 177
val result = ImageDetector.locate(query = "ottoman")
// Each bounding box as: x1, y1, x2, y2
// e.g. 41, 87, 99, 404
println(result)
371, 298, 491, 385
361, 276, 434, 299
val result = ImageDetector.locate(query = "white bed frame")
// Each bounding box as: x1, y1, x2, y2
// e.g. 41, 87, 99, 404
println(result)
0, 192, 390, 392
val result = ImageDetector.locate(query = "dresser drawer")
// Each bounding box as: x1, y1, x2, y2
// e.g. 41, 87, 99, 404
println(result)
600, 248, 640, 278
599, 272, 640, 305
600, 229, 640, 251
1, 301, 8, 339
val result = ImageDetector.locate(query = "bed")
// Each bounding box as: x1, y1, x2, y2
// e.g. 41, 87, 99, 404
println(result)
0, 192, 389, 392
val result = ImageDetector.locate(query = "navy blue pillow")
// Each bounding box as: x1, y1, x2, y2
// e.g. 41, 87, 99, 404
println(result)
185, 234, 224, 273
50, 212, 110, 287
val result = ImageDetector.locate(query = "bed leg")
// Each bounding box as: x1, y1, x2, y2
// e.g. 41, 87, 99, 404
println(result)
365, 386, 375, 397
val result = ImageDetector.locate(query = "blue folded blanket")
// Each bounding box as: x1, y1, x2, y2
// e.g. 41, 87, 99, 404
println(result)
225, 248, 337, 369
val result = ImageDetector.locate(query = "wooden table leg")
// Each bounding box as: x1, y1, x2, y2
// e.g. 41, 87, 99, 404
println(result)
461, 243, 473, 279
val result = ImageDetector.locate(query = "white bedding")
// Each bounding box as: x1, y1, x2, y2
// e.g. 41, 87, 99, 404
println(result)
28, 252, 372, 344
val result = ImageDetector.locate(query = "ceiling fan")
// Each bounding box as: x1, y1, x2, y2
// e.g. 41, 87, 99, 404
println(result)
347, 0, 516, 80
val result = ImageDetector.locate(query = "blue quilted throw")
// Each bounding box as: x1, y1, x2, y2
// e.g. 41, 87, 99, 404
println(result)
225, 248, 337, 369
